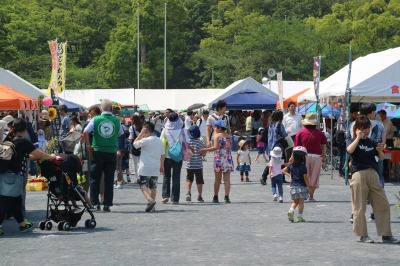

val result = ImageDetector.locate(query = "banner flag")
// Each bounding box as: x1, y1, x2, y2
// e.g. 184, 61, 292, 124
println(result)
313, 56, 322, 127
277, 72, 284, 110
47, 40, 58, 98
57, 42, 66, 93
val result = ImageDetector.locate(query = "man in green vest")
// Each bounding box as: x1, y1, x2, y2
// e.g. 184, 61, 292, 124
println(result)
84, 99, 123, 212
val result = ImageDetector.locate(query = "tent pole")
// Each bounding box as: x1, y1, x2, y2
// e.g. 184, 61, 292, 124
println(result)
331, 96, 334, 179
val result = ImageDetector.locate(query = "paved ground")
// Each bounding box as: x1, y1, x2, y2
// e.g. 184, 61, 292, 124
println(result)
1, 152, 400, 265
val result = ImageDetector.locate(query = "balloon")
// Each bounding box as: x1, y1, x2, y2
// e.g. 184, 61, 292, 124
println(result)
42, 97, 53, 107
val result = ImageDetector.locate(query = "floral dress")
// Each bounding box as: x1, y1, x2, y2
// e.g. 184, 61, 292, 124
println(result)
214, 137, 234, 172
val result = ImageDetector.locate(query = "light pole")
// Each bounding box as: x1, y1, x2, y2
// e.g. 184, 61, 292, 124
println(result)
136, 2, 140, 103
164, 2, 167, 90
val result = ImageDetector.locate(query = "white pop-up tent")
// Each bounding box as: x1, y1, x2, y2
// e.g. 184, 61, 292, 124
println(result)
0, 68, 45, 99
298, 47, 400, 103
208, 77, 279, 109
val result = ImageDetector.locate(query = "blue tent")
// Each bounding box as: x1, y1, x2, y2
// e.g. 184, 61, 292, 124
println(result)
210, 89, 278, 110
58, 97, 85, 112
298, 103, 340, 118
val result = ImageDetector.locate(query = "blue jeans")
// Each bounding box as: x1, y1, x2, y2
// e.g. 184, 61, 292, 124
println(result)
162, 158, 183, 202
378, 160, 384, 188
271, 174, 283, 197
90, 151, 117, 206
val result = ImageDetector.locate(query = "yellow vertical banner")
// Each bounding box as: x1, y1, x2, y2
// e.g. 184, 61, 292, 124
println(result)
47, 40, 58, 97
57, 42, 66, 93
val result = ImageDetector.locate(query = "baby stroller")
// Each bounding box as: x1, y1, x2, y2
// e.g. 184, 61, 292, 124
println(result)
38, 154, 96, 231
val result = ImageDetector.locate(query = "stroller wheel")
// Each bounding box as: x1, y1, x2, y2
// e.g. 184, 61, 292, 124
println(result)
85, 219, 90, 228
45, 221, 53, 231
63, 222, 71, 231
58, 222, 64, 231
89, 219, 96, 229
39, 221, 46, 230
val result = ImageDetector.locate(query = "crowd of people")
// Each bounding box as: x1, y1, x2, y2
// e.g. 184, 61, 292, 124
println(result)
0, 99, 399, 243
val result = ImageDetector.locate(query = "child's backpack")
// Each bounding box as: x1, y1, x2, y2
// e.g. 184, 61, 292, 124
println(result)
167, 130, 182, 162
0, 141, 17, 173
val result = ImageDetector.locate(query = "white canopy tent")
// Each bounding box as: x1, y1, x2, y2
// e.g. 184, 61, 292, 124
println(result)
266, 80, 313, 99
298, 47, 400, 103
42, 88, 223, 111
0, 68, 45, 99
207, 77, 279, 109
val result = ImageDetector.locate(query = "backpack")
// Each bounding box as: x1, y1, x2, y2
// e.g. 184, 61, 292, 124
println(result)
0, 141, 17, 173
210, 114, 230, 140
167, 130, 182, 162
260, 126, 268, 143
130, 127, 141, 156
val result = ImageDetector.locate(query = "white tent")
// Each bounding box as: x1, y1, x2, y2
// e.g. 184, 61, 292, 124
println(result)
207, 77, 279, 109
0, 68, 45, 99
298, 47, 400, 103
42, 88, 223, 111
266, 80, 313, 99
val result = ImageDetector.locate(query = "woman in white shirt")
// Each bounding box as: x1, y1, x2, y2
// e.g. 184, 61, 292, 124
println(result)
160, 112, 189, 204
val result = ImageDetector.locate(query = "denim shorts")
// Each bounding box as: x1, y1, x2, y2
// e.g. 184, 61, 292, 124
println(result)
139, 176, 158, 189
257, 147, 265, 154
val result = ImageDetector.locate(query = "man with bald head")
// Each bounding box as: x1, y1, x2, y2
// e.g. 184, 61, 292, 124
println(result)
84, 99, 123, 212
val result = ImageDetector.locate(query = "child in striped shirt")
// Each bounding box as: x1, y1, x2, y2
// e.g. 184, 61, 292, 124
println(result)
185, 125, 206, 202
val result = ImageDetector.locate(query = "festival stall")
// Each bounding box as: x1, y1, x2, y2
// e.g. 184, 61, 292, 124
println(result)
276, 88, 310, 109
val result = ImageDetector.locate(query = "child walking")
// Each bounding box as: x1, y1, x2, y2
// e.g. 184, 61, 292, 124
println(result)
255, 127, 268, 163
282, 146, 310, 222
236, 140, 251, 182
269, 147, 284, 203
133, 122, 165, 212
199, 120, 234, 203
185, 125, 206, 202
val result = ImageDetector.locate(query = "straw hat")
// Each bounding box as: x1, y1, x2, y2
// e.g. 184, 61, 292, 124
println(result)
301, 113, 318, 126
238, 140, 247, 149
2, 115, 14, 125
42, 114, 50, 121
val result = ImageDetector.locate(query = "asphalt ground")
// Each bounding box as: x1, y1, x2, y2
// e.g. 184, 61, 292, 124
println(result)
1, 151, 400, 265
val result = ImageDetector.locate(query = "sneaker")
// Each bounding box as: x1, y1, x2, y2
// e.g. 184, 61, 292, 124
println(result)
296, 217, 306, 222
197, 195, 204, 202
278, 196, 283, 203
307, 198, 316, 202
273, 194, 278, 201
19, 221, 34, 233
224, 196, 231, 203
212, 195, 219, 203
150, 206, 156, 212
103, 206, 111, 212
114, 184, 123, 189
186, 193, 191, 202
88, 205, 97, 211
146, 201, 156, 212
127, 177, 131, 183
369, 213, 375, 221
358, 236, 374, 243
96, 205, 101, 211
382, 236, 400, 244
161, 197, 169, 204
349, 214, 354, 223
288, 210, 294, 222
172, 202, 179, 205
260, 178, 266, 185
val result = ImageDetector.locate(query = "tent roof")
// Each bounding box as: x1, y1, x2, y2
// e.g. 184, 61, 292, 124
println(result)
266, 81, 313, 99
58, 97, 86, 112
0, 84, 30, 110
277, 88, 310, 109
298, 47, 400, 103
211, 89, 278, 110
208, 77, 278, 109
0, 68, 45, 99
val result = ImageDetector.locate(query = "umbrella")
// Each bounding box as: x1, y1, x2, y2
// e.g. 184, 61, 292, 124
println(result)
187, 103, 205, 111
376, 102, 397, 118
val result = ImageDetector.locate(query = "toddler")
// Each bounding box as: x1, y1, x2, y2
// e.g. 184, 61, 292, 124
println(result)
255, 127, 268, 163
269, 147, 284, 202
236, 140, 251, 182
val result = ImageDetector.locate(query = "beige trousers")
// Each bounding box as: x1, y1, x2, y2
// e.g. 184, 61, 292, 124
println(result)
350, 168, 392, 237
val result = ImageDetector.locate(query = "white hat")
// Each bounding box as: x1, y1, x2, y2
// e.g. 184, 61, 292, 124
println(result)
2, 115, 14, 125
270, 147, 282, 158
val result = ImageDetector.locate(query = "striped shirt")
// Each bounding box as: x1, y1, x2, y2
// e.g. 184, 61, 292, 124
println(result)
186, 138, 206, 169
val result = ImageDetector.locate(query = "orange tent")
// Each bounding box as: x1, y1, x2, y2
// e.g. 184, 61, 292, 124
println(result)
0, 84, 39, 110
276, 88, 311, 109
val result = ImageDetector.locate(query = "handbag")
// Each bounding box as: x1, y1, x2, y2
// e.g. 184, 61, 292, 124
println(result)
275, 123, 289, 150
0, 171, 24, 197
182, 142, 192, 161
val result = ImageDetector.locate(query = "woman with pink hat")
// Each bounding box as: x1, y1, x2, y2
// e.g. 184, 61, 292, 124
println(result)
294, 113, 327, 201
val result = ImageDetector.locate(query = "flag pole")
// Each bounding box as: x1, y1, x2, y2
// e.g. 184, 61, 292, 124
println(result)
344, 46, 353, 185
136, 2, 140, 104
164, 2, 167, 90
